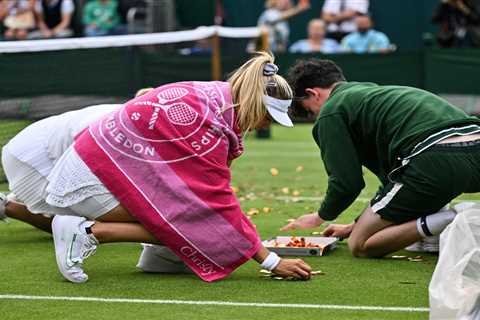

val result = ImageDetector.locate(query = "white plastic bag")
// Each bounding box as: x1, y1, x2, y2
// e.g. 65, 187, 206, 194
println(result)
429, 205, 480, 319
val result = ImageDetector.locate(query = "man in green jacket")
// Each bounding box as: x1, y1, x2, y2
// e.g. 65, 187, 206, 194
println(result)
282, 58, 480, 257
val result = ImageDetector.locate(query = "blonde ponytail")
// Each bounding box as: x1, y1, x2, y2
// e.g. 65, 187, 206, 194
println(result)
228, 51, 293, 133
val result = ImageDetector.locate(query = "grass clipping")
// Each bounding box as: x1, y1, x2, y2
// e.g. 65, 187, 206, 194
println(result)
259, 269, 325, 281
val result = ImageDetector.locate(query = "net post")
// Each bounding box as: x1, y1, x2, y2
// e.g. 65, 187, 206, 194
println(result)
255, 27, 272, 139
211, 32, 222, 81
260, 27, 270, 52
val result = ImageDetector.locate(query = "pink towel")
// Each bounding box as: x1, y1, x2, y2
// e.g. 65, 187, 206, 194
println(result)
74, 81, 261, 281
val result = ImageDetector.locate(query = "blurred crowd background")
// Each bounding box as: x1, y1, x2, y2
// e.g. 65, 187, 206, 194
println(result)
2, 0, 480, 52
3, 0, 480, 121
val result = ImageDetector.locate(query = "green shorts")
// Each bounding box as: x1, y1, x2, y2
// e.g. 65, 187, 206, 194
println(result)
370, 139, 480, 224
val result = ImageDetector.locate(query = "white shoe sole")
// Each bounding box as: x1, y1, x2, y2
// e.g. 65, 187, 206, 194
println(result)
137, 244, 192, 274
405, 241, 424, 253
52, 216, 89, 283
405, 236, 439, 253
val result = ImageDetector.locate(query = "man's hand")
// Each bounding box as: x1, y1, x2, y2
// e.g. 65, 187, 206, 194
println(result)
281, 213, 324, 231
272, 258, 311, 280
297, 0, 311, 10
322, 223, 354, 239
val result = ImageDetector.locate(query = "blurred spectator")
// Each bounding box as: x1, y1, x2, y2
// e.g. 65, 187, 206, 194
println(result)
321, 0, 369, 42
341, 14, 391, 53
29, 0, 74, 39
83, 0, 125, 37
0, 0, 36, 40
289, 19, 340, 53
256, 0, 311, 52
179, 39, 213, 56
432, 0, 480, 47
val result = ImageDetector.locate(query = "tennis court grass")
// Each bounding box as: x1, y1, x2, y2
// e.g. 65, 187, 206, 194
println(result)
0, 124, 460, 319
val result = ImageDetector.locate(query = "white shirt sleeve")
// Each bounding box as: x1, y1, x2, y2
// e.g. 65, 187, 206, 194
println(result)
258, 9, 282, 26
288, 40, 302, 53
346, 0, 369, 14
35, 0, 43, 13
61, 0, 75, 15
322, 0, 340, 14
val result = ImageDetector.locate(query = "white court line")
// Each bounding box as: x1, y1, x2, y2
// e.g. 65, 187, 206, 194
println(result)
275, 196, 480, 204
0, 294, 429, 313
276, 196, 371, 203
246, 151, 319, 158
246, 141, 315, 147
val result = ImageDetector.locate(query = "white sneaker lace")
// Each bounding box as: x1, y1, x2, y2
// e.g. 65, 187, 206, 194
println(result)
82, 236, 98, 259
68, 233, 98, 266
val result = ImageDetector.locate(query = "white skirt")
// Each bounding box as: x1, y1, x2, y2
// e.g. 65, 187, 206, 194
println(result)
1, 146, 119, 219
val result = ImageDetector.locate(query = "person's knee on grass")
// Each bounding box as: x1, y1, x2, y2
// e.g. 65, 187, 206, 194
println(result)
348, 237, 387, 258
348, 238, 369, 258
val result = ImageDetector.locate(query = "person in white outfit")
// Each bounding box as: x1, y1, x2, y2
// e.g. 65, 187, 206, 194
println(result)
256, 0, 311, 52
321, 0, 369, 41
0, 88, 156, 229
0, 92, 195, 276
1, 104, 121, 231
0, 97, 198, 276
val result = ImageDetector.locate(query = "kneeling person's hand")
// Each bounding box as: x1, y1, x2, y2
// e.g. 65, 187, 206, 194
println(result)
322, 223, 354, 239
273, 258, 311, 280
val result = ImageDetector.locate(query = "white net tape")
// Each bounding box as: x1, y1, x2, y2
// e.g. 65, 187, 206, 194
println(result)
0, 26, 262, 53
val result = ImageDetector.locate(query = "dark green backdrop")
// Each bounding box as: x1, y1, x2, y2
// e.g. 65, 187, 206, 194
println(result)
1, 49, 479, 99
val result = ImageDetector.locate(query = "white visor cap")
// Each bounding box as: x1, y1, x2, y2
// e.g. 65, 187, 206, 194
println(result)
263, 95, 294, 127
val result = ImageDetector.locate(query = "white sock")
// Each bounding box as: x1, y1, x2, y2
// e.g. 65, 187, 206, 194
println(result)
82, 221, 99, 244
416, 209, 456, 237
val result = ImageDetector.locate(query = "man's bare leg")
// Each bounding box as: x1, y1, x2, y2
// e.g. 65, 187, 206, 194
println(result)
348, 206, 422, 258
5, 201, 53, 233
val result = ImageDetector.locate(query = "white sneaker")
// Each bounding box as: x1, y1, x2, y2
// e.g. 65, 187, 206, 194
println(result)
52, 215, 98, 283
405, 239, 424, 253
0, 192, 7, 221
422, 235, 440, 253
1, 193, 23, 222
405, 235, 439, 253
137, 244, 192, 274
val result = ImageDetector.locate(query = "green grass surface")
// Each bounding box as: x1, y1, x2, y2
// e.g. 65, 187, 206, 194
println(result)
1, 124, 470, 319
